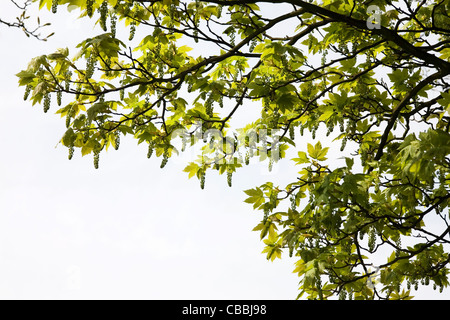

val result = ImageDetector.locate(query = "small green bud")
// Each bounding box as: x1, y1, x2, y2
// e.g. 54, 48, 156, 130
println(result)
289, 125, 295, 140
52, 0, 58, 13
86, 0, 94, 17
83, 130, 89, 144
99, 1, 108, 32
160, 156, 168, 168
160, 148, 169, 168
147, 142, 154, 159
68, 145, 74, 160
368, 227, 376, 252
66, 105, 73, 128
23, 85, 31, 101
129, 21, 136, 41
290, 195, 296, 210
57, 90, 62, 106
43, 92, 51, 113
200, 171, 206, 189
114, 133, 120, 150
110, 12, 117, 38
339, 289, 347, 300
340, 137, 347, 152
93, 150, 100, 169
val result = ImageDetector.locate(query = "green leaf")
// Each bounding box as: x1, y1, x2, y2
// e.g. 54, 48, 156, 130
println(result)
345, 157, 354, 169
183, 162, 199, 179
244, 187, 265, 209
307, 141, 329, 161
62, 128, 75, 147
16, 70, 35, 86
87, 103, 110, 123
292, 151, 309, 165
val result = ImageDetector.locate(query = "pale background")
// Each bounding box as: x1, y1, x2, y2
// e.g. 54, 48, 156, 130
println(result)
0, 1, 446, 299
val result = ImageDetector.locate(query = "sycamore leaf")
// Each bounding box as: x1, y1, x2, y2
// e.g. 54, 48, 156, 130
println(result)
307, 141, 329, 161
244, 187, 265, 209
292, 151, 309, 165
183, 162, 199, 179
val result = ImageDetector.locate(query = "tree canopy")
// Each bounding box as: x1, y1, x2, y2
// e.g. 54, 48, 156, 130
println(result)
17, 0, 450, 299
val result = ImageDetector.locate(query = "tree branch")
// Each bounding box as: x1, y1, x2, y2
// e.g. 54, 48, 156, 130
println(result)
374, 70, 448, 161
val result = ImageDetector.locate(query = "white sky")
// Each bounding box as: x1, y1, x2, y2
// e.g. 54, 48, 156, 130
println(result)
0, 1, 302, 300
0, 1, 447, 300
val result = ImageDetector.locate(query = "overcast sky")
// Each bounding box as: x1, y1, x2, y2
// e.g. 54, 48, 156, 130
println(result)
0, 1, 304, 300
0, 1, 447, 300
